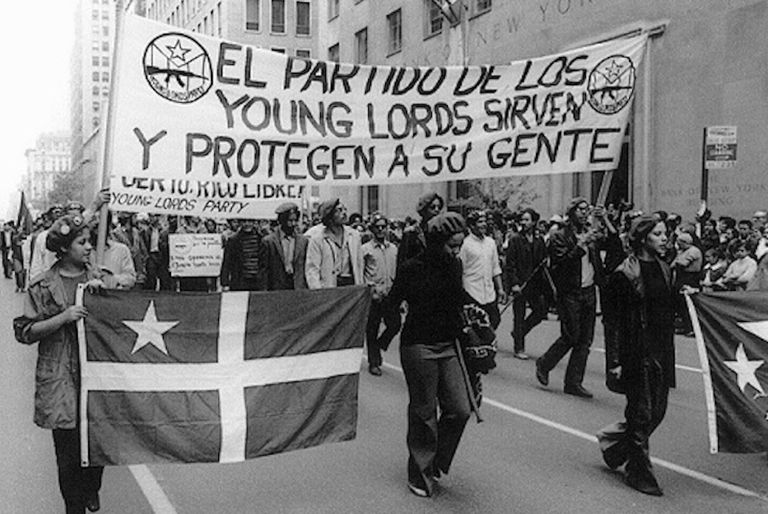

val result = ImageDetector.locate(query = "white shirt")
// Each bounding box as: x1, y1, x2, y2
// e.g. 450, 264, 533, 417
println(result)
459, 233, 502, 304
580, 249, 595, 288
29, 229, 57, 280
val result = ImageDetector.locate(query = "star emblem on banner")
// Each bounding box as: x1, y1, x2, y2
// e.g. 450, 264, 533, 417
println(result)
723, 342, 765, 397
166, 39, 191, 63
123, 301, 179, 355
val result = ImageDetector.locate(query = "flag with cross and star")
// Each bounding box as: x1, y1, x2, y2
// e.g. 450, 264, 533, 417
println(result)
687, 292, 768, 453
76, 286, 370, 466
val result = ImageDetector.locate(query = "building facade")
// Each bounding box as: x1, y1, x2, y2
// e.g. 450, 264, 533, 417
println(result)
71, 0, 116, 171
145, 0, 318, 58
317, 0, 768, 222
24, 133, 72, 211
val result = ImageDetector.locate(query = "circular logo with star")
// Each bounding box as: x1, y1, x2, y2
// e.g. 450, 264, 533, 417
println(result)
586, 55, 636, 115
143, 32, 213, 104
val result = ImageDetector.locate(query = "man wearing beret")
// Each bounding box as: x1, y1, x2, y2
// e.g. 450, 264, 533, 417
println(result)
397, 192, 444, 268
260, 202, 308, 290
305, 199, 363, 289
536, 197, 607, 399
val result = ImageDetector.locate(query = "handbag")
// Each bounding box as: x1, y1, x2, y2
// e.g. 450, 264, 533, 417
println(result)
459, 304, 497, 375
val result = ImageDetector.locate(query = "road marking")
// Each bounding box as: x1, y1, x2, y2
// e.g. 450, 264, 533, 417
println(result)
129, 465, 177, 514
591, 347, 703, 373
380, 361, 767, 503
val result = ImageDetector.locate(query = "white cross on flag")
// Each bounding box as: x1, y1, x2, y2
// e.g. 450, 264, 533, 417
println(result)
77, 286, 370, 466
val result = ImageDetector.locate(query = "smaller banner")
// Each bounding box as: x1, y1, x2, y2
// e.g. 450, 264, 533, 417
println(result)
169, 233, 223, 277
77, 286, 370, 465
705, 126, 737, 170
687, 292, 768, 453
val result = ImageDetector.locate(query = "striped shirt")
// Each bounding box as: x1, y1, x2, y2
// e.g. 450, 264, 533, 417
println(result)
241, 231, 262, 279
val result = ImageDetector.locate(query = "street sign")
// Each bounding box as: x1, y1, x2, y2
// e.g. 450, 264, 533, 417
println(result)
705, 126, 737, 169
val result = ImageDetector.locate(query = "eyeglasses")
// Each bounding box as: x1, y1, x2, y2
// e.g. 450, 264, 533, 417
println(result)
373, 224, 387, 230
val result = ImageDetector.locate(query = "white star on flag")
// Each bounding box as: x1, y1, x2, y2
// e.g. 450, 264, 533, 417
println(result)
123, 301, 179, 355
723, 342, 765, 396
166, 39, 190, 62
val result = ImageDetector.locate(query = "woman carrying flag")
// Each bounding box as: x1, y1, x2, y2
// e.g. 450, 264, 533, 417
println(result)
14, 214, 107, 513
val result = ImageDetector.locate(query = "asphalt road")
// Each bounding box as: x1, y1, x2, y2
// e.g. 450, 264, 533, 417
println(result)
2, 275, 767, 513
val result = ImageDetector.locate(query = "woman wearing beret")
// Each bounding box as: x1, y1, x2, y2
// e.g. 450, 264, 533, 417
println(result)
597, 215, 676, 496
13, 214, 107, 513
389, 212, 472, 498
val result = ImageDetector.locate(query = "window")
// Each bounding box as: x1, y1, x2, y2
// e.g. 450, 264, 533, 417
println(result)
92, 86, 100, 96
103, 26, 109, 36
102, 56, 109, 66
296, 1, 310, 36
425, 0, 442, 36
328, 0, 339, 20
103, 86, 110, 96
271, 0, 285, 33
92, 41, 100, 51
92, 10, 99, 20
387, 9, 402, 55
93, 101, 101, 112
93, 117, 100, 128
204, 15, 209, 34
328, 43, 339, 62
354, 27, 368, 64
102, 10, 109, 20
296, 49, 311, 58
245, 0, 261, 30
366, 186, 379, 213
475, 0, 492, 13
92, 72, 100, 82
271, 47, 286, 54
102, 71, 109, 81
102, 41, 109, 51
92, 56, 100, 66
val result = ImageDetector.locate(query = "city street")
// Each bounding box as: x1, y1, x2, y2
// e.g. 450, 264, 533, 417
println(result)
2, 275, 766, 514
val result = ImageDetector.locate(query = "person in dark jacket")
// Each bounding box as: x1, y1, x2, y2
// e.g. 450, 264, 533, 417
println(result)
536, 197, 607, 398
14, 214, 107, 513
389, 212, 472, 498
221, 219, 265, 291
260, 203, 308, 290
597, 215, 675, 497
397, 192, 444, 268
505, 208, 548, 359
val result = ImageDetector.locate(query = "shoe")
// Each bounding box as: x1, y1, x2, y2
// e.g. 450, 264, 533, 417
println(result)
432, 469, 442, 483
564, 385, 593, 398
513, 352, 529, 360
601, 448, 627, 470
408, 481, 430, 498
625, 472, 663, 496
85, 493, 101, 512
369, 366, 382, 376
535, 359, 549, 386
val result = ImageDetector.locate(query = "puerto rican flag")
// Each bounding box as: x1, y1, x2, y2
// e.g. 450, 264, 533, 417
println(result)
77, 286, 370, 466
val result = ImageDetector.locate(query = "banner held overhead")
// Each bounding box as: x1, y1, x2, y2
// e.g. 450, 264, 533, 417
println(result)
109, 15, 647, 218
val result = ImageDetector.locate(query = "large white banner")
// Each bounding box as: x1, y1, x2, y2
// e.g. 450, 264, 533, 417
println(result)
109, 15, 646, 218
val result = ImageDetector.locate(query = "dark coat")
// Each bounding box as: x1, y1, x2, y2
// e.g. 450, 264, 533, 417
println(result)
547, 223, 606, 294
603, 255, 676, 391
397, 224, 426, 269
260, 231, 308, 290
505, 231, 547, 291
221, 230, 265, 290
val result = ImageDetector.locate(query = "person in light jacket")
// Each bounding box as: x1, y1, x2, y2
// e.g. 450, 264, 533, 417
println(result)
305, 198, 363, 289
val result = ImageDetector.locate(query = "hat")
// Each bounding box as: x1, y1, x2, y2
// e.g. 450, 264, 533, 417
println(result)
628, 215, 658, 249
46, 214, 88, 254
427, 212, 466, 236
275, 202, 299, 216
65, 201, 85, 213
417, 192, 444, 215
318, 198, 340, 223
46, 204, 64, 218
677, 232, 693, 245
753, 210, 767, 218
549, 214, 564, 224
566, 197, 589, 217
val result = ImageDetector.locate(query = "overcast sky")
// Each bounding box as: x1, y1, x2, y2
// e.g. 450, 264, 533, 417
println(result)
0, 0, 76, 220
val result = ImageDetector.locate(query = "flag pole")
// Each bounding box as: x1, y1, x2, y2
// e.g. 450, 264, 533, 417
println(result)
684, 292, 719, 454
95, 0, 126, 266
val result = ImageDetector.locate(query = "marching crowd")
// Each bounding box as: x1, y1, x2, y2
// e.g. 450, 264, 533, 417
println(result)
6, 190, 768, 511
